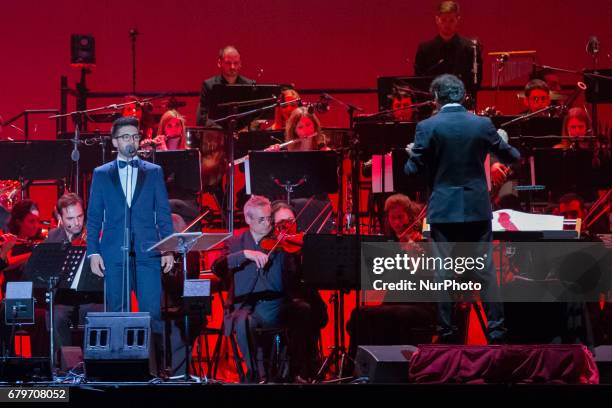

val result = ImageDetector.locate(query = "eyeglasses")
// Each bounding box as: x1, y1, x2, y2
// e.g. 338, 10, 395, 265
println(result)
251, 216, 272, 225
114, 133, 141, 142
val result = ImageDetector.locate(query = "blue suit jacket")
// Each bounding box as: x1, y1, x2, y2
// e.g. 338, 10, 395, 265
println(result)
404, 105, 521, 223
86, 159, 174, 263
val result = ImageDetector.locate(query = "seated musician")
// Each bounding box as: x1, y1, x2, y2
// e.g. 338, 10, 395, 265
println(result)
554, 107, 593, 150
269, 86, 301, 131
347, 195, 435, 356
556, 193, 610, 235
0, 199, 48, 357
271, 201, 328, 382
284, 106, 327, 151
142, 110, 200, 225
522, 79, 552, 115
282, 107, 335, 233
215, 195, 295, 382
141, 109, 187, 151
389, 90, 414, 122
45, 193, 103, 365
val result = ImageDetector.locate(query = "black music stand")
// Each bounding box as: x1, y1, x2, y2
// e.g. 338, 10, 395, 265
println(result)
22, 242, 81, 373
302, 234, 361, 382
208, 84, 281, 130
152, 149, 202, 193
149, 232, 231, 381
246, 151, 338, 204
234, 130, 285, 159
0, 141, 71, 198
532, 148, 608, 202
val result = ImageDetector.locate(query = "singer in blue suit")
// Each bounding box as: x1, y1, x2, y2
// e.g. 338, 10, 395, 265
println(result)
404, 74, 520, 344
86, 117, 174, 337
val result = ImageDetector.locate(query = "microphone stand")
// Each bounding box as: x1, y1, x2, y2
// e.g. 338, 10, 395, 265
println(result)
211, 97, 302, 232
71, 122, 81, 197
121, 149, 136, 313
355, 100, 435, 122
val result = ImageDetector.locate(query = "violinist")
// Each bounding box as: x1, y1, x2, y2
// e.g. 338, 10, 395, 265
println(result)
4, 199, 42, 276
270, 201, 328, 382
45, 193, 103, 364
0, 199, 48, 357
216, 195, 294, 382
383, 194, 423, 243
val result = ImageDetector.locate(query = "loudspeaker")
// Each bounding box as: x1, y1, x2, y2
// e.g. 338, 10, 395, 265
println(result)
83, 312, 154, 380
595, 345, 612, 384
70, 34, 95, 66
4, 281, 34, 325
354, 345, 417, 383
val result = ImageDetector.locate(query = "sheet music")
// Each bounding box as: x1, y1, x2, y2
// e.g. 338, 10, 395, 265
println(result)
492, 209, 564, 231
70, 254, 86, 290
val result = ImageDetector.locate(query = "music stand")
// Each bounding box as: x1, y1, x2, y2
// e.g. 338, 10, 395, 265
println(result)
0, 141, 71, 198
532, 148, 607, 202
208, 84, 281, 130
234, 130, 285, 159
148, 232, 231, 381
152, 149, 202, 193
245, 151, 338, 204
23, 242, 87, 373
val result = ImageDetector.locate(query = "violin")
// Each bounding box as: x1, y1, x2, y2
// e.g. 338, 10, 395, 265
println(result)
259, 218, 304, 254
259, 232, 304, 254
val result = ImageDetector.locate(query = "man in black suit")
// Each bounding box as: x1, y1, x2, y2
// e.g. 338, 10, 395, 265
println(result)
404, 74, 520, 343
414, 1, 481, 103
195, 45, 254, 126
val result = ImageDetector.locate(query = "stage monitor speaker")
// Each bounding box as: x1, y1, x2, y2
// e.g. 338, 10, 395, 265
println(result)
595, 345, 612, 384
83, 312, 154, 380
4, 281, 34, 325
70, 34, 95, 66
354, 345, 417, 383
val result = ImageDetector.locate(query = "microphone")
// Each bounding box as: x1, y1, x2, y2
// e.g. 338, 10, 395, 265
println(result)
125, 144, 137, 157
587, 36, 600, 57
309, 94, 331, 114
71, 124, 80, 162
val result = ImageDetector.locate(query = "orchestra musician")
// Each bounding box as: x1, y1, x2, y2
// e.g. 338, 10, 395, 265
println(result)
555, 107, 593, 150
45, 193, 103, 364
141, 109, 187, 151
270, 201, 328, 382
522, 79, 552, 115
270, 86, 301, 130
0, 199, 48, 357
196, 45, 254, 127
389, 90, 415, 122
383, 193, 423, 243
141, 110, 200, 225
414, 1, 482, 102
214, 195, 295, 382
404, 74, 520, 344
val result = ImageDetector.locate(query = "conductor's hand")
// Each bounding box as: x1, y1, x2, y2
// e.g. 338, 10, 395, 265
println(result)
161, 253, 174, 274
244, 250, 269, 269
90, 254, 105, 277
491, 162, 510, 187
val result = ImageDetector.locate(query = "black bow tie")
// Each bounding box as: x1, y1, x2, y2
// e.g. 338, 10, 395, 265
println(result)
118, 159, 138, 169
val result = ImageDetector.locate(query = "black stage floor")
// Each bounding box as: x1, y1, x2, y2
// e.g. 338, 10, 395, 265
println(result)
1, 382, 612, 405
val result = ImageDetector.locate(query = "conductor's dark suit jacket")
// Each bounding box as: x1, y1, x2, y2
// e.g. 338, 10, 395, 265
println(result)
404, 105, 520, 224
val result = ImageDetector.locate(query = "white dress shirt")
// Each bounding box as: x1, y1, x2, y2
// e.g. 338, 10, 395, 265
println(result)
117, 157, 139, 207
